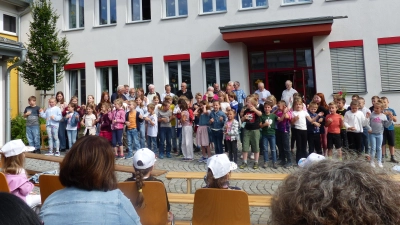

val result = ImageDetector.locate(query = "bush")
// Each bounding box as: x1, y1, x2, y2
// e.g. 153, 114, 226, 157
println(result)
11, 114, 46, 145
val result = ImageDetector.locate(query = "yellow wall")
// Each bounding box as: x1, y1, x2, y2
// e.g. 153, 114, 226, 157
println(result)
0, 33, 19, 118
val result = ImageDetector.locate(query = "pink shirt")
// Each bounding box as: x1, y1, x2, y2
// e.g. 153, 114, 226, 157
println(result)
6, 171, 33, 202
225, 121, 232, 140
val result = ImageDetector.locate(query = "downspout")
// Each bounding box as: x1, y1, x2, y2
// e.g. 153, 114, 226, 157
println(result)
5, 45, 27, 142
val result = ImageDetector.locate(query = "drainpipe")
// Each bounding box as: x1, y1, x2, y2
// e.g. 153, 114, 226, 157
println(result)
5, 45, 27, 142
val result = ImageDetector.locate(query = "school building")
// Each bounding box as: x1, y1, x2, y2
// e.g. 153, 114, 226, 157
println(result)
13, 0, 400, 115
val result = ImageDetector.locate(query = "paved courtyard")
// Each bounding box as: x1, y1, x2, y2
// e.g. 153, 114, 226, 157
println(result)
26, 146, 400, 225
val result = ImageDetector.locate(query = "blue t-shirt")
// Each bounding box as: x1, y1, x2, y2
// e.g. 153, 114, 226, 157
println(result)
383, 108, 397, 131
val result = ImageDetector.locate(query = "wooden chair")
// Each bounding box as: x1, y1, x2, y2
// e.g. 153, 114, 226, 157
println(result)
118, 181, 170, 225
0, 172, 10, 192
39, 174, 64, 203
40, 124, 48, 150
192, 188, 251, 225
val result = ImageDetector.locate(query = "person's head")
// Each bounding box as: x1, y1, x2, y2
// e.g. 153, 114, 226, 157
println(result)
207, 91, 214, 102
181, 82, 187, 91
257, 82, 264, 91
0, 139, 35, 174
162, 101, 170, 111
59, 136, 118, 191
277, 100, 287, 111
228, 92, 236, 102
371, 96, 380, 105
101, 102, 110, 113
293, 99, 303, 111
172, 95, 179, 105
213, 83, 220, 92
350, 100, 359, 113
266, 95, 277, 106
117, 85, 125, 94
313, 93, 328, 109
179, 99, 188, 111
56, 91, 65, 104
0, 192, 42, 225
28, 96, 36, 106
164, 95, 172, 105
234, 81, 240, 90
148, 84, 155, 93
48, 97, 56, 107
328, 102, 338, 114
308, 102, 318, 114
270, 160, 400, 225
101, 91, 110, 103
132, 148, 156, 208
136, 88, 144, 97
380, 97, 389, 108
374, 101, 384, 114
199, 100, 210, 112
147, 103, 155, 114
351, 94, 360, 101
358, 97, 365, 108
129, 88, 135, 97
165, 84, 171, 93
153, 95, 160, 105
213, 101, 220, 111
336, 97, 346, 110
227, 110, 235, 120
128, 100, 137, 111
246, 97, 257, 108
264, 102, 273, 114
114, 98, 123, 109
135, 96, 144, 108
253, 93, 259, 102
70, 96, 78, 105
86, 104, 95, 115
195, 93, 202, 103
218, 92, 227, 102
68, 103, 77, 113
226, 81, 234, 93
285, 80, 293, 90
207, 86, 214, 92
292, 92, 301, 99
124, 85, 129, 94
87, 95, 95, 104
206, 154, 237, 189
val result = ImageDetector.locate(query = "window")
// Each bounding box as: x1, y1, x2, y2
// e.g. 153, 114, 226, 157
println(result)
330, 46, 366, 93
97, 0, 117, 25
378, 43, 400, 91
167, 61, 191, 94
201, 0, 226, 13
69, 69, 86, 105
66, 0, 84, 29
164, 0, 188, 18
281, 0, 311, 5
241, 0, 267, 9
1, 12, 16, 34
100, 67, 118, 94
130, 0, 151, 21
132, 64, 153, 93
204, 58, 230, 91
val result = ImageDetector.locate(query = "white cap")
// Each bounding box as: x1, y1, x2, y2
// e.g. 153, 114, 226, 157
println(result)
298, 153, 325, 168
132, 148, 156, 169
0, 139, 35, 158
207, 154, 237, 179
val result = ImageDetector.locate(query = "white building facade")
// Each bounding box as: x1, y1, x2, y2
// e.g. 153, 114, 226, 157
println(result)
19, 0, 400, 113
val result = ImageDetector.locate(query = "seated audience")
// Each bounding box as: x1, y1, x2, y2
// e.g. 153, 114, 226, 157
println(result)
270, 160, 400, 225
204, 154, 240, 190
39, 136, 141, 225
0, 192, 41, 225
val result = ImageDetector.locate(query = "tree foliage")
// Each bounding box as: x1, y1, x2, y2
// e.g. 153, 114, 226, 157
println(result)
18, 0, 70, 95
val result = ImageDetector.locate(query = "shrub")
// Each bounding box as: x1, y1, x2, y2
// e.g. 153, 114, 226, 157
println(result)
11, 114, 46, 145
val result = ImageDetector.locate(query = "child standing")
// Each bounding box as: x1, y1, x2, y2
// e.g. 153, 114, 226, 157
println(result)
194, 100, 211, 162
224, 110, 239, 163
145, 103, 158, 154
81, 104, 97, 136
336, 97, 349, 151
111, 99, 126, 159
291, 100, 319, 164
344, 100, 369, 154
228, 92, 238, 114
239, 97, 262, 169
65, 103, 79, 150
99, 102, 112, 143
40, 98, 62, 156
369, 101, 393, 168
359, 97, 371, 155
209, 101, 227, 155
381, 97, 398, 163
125, 101, 142, 159
24, 96, 41, 154
275, 100, 292, 168
306, 102, 323, 155
325, 102, 344, 159
180, 100, 194, 161
158, 101, 174, 159
218, 92, 231, 114
0, 139, 41, 207
260, 102, 278, 169
135, 97, 147, 148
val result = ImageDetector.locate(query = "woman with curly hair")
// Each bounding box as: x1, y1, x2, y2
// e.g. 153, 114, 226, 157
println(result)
270, 160, 400, 225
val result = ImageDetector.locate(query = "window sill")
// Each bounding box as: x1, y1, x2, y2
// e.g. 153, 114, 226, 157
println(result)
93, 24, 117, 29
238, 6, 269, 11
0, 30, 17, 36
381, 90, 400, 93
281, 1, 312, 7
126, 20, 151, 25
161, 15, 188, 21
62, 28, 84, 33
199, 11, 227, 16
332, 91, 368, 96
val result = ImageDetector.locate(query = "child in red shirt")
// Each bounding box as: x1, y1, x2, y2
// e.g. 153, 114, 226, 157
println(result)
325, 102, 344, 160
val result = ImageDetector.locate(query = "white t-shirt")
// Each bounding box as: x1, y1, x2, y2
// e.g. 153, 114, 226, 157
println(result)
292, 110, 310, 130
147, 114, 158, 137
281, 88, 298, 109
173, 105, 182, 128
84, 114, 96, 127
220, 102, 230, 114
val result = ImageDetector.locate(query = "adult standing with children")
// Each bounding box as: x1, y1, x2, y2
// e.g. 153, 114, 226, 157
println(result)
233, 81, 247, 113
254, 82, 271, 105
177, 82, 193, 106
56, 91, 68, 152
145, 84, 161, 104
281, 80, 297, 109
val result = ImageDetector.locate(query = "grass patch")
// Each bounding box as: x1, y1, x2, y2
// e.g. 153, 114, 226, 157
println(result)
395, 126, 400, 149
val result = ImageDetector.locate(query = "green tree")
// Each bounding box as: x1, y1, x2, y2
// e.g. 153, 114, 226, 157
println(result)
19, 0, 70, 105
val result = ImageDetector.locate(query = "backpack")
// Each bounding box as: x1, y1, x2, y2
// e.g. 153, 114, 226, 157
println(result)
188, 108, 195, 123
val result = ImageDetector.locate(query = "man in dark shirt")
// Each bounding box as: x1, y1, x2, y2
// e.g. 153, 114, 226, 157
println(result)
111, 85, 127, 103
176, 82, 193, 106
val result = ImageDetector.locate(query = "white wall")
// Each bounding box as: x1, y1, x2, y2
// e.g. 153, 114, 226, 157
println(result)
18, 0, 400, 114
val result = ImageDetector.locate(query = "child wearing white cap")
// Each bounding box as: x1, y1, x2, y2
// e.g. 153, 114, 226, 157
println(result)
125, 148, 173, 221
0, 139, 41, 208
205, 154, 240, 190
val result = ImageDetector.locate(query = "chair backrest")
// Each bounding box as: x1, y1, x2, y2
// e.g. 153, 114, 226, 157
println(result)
118, 181, 168, 225
39, 174, 64, 203
192, 188, 251, 225
0, 172, 10, 192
